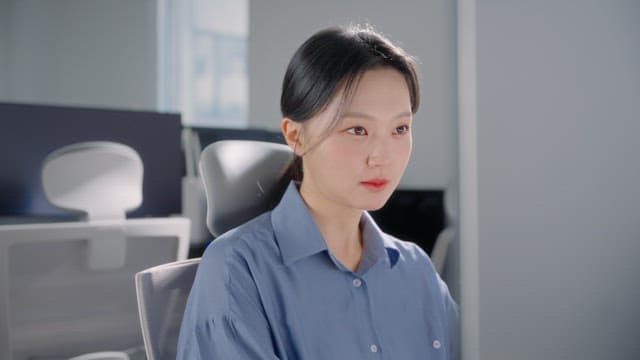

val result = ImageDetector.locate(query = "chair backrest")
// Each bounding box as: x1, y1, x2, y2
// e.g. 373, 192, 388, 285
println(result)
135, 258, 200, 360
0, 142, 189, 360
42, 141, 143, 221
199, 140, 293, 236
134, 140, 292, 359
180, 128, 286, 245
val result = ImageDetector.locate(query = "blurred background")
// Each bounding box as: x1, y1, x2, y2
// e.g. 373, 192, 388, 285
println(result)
0, 0, 638, 359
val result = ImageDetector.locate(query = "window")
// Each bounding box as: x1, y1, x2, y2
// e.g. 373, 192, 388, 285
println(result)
158, 0, 248, 127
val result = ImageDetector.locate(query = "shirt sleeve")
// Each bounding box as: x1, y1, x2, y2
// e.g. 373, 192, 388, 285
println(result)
177, 241, 280, 360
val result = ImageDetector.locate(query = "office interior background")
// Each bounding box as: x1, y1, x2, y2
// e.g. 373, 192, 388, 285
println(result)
0, 0, 639, 359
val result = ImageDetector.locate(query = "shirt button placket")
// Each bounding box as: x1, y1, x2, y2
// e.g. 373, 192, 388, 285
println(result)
352, 277, 381, 356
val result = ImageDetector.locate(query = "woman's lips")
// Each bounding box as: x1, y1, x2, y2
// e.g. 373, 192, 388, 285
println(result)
360, 179, 389, 191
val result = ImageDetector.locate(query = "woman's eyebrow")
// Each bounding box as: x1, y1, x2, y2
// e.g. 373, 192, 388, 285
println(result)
341, 111, 412, 120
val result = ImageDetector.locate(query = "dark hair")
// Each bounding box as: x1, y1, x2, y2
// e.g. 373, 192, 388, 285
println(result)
277, 24, 420, 190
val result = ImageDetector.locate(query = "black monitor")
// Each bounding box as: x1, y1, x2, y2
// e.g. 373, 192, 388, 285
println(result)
370, 190, 445, 254
0, 102, 184, 220
189, 126, 285, 146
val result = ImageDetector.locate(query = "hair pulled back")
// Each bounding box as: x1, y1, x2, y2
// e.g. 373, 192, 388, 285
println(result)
272, 24, 420, 203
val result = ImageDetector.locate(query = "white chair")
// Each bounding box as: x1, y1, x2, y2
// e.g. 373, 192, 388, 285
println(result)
0, 141, 190, 360
135, 140, 292, 360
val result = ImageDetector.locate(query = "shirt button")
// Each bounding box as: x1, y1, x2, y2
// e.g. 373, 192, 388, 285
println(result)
352, 278, 362, 287
370, 344, 378, 353
433, 339, 441, 349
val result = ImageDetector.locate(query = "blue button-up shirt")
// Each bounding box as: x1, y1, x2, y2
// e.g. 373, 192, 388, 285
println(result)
178, 182, 459, 359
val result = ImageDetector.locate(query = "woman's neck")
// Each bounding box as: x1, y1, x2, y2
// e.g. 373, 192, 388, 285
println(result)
299, 183, 363, 272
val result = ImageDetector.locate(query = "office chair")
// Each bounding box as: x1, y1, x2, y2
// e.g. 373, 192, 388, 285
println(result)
0, 141, 189, 360
199, 140, 293, 237
181, 127, 286, 245
135, 140, 293, 360
135, 258, 201, 360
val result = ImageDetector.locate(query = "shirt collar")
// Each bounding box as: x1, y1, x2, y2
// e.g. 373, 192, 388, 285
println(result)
359, 211, 400, 272
271, 181, 400, 269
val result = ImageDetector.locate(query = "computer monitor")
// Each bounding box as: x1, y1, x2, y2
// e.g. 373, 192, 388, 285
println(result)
0, 102, 184, 220
370, 190, 444, 254
190, 126, 285, 146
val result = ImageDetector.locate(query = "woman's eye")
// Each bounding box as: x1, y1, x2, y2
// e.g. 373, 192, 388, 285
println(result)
394, 125, 410, 135
347, 126, 368, 136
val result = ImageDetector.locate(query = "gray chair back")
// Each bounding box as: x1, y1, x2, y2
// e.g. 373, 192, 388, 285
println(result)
135, 258, 200, 360
199, 140, 293, 236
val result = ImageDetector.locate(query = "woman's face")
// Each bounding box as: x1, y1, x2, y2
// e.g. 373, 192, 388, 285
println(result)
296, 67, 413, 213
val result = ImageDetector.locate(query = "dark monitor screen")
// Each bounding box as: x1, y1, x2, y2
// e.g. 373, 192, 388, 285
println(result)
190, 126, 285, 146
370, 190, 444, 254
0, 102, 184, 219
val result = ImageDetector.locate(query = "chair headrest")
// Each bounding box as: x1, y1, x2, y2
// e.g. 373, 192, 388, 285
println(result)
199, 140, 293, 237
42, 141, 143, 221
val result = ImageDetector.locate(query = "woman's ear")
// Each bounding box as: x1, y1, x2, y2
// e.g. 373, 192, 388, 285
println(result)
281, 118, 304, 155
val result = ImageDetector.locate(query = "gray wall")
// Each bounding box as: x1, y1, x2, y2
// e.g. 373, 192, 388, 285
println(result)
0, 0, 9, 100
249, 0, 457, 189
461, 0, 640, 359
1, 0, 158, 111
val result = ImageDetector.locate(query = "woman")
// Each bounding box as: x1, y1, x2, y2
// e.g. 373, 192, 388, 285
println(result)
178, 25, 459, 359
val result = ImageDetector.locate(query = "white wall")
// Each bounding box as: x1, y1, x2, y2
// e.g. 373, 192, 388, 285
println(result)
249, 0, 457, 189
460, 0, 640, 359
2, 0, 158, 111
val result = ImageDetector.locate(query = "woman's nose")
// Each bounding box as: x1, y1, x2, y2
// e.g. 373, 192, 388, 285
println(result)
366, 140, 391, 167
367, 154, 386, 167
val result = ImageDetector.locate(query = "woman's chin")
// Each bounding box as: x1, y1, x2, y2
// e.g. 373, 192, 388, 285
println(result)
359, 196, 392, 212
